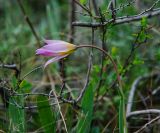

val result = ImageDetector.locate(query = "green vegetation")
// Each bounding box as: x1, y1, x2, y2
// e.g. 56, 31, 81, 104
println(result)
0, 0, 160, 132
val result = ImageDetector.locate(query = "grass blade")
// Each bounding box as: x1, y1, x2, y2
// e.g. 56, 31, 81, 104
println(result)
119, 96, 127, 133
8, 96, 25, 132
76, 85, 94, 133
37, 96, 56, 133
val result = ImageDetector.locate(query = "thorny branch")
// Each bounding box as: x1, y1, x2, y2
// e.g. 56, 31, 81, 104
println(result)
73, 0, 92, 16
139, 0, 160, 15
72, 8, 160, 27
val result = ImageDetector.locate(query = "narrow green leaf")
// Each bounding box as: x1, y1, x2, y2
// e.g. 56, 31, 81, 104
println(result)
76, 85, 94, 133
119, 97, 127, 133
8, 77, 25, 132
19, 80, 32, 93
141, 17, 147, 28
80, 0, 86, 4
8, 96, 25, 133
37, 96, 56, 133
65, 105, 74, 132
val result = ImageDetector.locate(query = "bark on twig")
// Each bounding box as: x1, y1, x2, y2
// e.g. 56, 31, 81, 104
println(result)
69, 0, 76, 43
0, 64, 19, 77
126, 73, 160, 117
72, 9, 160, 27
127, 109, 160, 119
134, 115, 160, 133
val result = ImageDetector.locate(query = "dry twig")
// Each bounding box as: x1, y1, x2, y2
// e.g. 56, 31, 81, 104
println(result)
72, 9, 160, 27
134, 115, 160, 133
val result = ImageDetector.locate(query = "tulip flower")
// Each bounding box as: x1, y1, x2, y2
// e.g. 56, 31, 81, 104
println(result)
36, 40, 76, 68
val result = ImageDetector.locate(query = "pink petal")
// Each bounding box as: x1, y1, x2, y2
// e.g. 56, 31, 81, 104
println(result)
44, 54, 68, 68
43, 44, 68, 52
36, 49, 60, 56
44, 40, 67, 45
